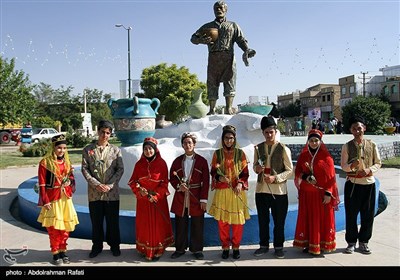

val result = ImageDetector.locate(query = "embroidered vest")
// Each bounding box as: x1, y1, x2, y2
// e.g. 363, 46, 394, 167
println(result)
215, 148, 244, 177
346, 139, 375, 176
256, 142, 285, 183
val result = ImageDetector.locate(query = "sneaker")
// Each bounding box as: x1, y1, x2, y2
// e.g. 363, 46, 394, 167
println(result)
344, 244, 355, 254
274, 249, 285, 259
359, 243, 371, 255
59, 252, 70, 264
254, 247, 269, 257
52, 253, 63, 266
221, 249, 229, 259
232, 249, 240, 259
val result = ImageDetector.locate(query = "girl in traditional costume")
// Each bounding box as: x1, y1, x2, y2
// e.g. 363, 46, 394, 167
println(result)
37, 134, 79, 265
128, 137, 174, 261
293, 129, 339, 255
209, 125, 249, 260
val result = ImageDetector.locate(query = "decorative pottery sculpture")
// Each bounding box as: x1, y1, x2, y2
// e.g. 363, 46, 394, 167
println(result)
188, 89, 208, 119
156, 115, 173, 129
108, 97, 160, 146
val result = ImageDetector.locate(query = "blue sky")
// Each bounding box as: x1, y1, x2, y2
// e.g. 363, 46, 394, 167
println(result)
1, 0, 399, 106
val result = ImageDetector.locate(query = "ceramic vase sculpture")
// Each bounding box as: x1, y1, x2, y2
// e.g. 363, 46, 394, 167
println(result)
156, 115, 173, 129
108, 96, 160, 146
188, 89, 208, 119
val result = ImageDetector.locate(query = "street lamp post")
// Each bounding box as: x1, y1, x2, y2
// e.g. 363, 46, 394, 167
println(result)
115, 24, 132, 98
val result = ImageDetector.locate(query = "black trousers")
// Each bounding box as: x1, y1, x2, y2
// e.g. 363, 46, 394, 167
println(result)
89, 200, 121, 250
174, 209, 204, 253
255, 193, 288, 249
344, 181, 376, 244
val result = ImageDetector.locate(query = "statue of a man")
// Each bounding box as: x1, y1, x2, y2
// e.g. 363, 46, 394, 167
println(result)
191, 1, 256, 115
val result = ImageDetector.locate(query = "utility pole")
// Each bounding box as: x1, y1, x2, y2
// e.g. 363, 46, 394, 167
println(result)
359, 72, 371, 97
84, 89, 87, 114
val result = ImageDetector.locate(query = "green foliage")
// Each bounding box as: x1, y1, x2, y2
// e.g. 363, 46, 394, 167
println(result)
32, 116, 56, 128
21, 139, 51, 157
0, 56, 36, 126
342, 96, 391, 134
66, 132, 92, 148
33, 85, 112, 131
86, 103, 113, 129
279, 99, 301, 118
140, 63, 206, 122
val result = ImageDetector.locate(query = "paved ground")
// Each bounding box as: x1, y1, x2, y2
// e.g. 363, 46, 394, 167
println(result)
0, 135, 399, 275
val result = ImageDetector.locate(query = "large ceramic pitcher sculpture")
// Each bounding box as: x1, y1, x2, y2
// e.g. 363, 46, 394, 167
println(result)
108, 97, 161, 146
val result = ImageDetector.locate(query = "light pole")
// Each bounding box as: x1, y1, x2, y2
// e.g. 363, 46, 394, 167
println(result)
115, 24, 132, 98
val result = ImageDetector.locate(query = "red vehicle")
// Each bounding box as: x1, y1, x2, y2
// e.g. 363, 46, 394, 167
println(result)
0, 128, 21, 144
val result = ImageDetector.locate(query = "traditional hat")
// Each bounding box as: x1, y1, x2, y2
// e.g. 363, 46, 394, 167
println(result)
308, 129, 323, 140
222, 125, 236, 137
52, 134, 67, 146
349, 115, 366, 125
261, 116, 276, 130
143, 137, 158, 150
181, 132, 197, 144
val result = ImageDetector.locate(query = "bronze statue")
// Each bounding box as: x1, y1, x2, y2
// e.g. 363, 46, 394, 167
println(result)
191, 1, 256, 115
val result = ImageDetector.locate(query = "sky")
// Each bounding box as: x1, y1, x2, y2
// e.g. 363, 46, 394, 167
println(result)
1, 0, 399, 107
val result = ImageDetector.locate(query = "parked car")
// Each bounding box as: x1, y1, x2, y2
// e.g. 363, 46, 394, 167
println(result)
31, 128, 64, 143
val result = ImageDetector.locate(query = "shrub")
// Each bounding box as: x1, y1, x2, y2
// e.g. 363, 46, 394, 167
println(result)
342, 96, 391, 134
22, 139, 51, 157
66, 132, 92, 148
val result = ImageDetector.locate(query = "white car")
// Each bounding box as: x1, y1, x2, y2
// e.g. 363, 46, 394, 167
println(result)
31, 128, 64, 143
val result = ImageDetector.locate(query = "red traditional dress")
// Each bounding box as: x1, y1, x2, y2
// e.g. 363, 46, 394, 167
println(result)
37, 155, 79, 255
293, 140, 339, 255
209, 147, 250, 250
128, 150, 174, 260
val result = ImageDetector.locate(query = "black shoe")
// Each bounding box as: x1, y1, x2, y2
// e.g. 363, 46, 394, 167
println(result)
152, 256, 160, 261
59, 252, 70, 264
193, 252, 204, 260
52, 253, 63, 266
89, 248, 102, 258
171, 251, 185, 259
111, 247, 121, 257
254, 247, 269, 256
232, 249, 240, 259
274, 249, 285, 259
302, 247, 309, 253
221, 249, 229, 259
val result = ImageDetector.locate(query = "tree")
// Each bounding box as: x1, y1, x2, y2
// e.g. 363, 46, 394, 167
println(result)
140, 63, 206, 122
279, 99, 301, 118
0, 56, 36, 126
342, 96, 391, 134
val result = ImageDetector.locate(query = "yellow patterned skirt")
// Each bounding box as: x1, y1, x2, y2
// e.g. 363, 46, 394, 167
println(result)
209, 188, 250, 225
37, 192, 79, 232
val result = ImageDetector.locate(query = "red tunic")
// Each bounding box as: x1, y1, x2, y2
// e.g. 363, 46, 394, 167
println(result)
128, 152, 174, 260
38, 159, 74, 206
169, 153, 210, 217
293, 142, 339, 254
